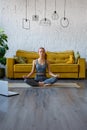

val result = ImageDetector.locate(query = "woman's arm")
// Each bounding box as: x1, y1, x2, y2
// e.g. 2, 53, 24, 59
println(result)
23, 60, 36, 78
47, 61, 60, 78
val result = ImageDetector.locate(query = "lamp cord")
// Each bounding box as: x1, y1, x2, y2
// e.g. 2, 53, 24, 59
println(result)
55, 0, 56, 11
44, 0, 46, 18
26, 0, 28, 20
35, 0, 36, 15
64, 0, 66, 18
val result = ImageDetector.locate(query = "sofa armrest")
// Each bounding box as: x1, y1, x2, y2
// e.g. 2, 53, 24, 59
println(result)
78, 58, 86, 78
6, 58, 15, 78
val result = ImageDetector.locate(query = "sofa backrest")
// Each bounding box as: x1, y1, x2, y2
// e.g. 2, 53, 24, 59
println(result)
16, 50, 75, 64
47, 50, 74, 64
16, 50, 39, 63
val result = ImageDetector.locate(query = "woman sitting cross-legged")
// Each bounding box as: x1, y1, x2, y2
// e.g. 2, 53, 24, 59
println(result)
23, 47, 60, 87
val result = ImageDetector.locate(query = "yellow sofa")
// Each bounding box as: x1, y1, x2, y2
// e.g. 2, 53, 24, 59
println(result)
6, 50, 86, 79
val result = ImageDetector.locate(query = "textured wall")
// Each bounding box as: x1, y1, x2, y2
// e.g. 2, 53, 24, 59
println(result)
0, 0, 87, 60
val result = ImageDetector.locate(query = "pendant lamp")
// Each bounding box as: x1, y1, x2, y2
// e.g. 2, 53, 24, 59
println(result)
22, 0, 30, 29
40, 0, 51, 26
52, 0, 59, 20
32, 0, 39, 21
60, 0, 69, 28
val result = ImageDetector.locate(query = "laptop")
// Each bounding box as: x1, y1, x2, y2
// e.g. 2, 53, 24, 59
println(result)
0, 80, 19, 97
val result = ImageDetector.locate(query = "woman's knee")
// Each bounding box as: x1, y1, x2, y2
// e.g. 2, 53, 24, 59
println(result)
24, 78, 39, 86
54, 77, 58, 82
44, 77, 58, 84
24, 78, 29, 84
51, 77, 58, 83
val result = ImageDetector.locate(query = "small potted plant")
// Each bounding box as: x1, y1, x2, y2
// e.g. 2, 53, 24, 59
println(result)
0, 28, 9, 78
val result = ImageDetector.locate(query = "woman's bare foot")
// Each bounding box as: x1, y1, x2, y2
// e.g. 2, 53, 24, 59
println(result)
38, 81, 44, 87
38, 82, 52, 87
44, 84, 52, 86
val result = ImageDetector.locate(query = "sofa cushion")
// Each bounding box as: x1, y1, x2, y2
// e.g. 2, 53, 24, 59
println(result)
14, 56, 27, 64
16, 50, 39, 63
49, 59, 68, 64
16, 50, 39, 59
47, 50, 75, 64
50, 64, 78, 73
14, 64, 32, 72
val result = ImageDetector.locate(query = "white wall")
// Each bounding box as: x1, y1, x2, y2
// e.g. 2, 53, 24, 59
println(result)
0, 0, 87, 60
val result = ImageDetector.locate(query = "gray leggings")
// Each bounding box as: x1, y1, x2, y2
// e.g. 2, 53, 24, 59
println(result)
24, 77, 58, 87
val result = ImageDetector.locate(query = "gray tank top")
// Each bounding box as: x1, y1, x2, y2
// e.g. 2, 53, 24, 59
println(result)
36, 59, 47, 74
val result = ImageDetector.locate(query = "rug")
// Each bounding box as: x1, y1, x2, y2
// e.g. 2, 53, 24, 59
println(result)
8, 82, 80, 88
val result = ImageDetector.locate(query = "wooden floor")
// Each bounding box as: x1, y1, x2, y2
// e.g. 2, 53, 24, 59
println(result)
0, 78, 87, 130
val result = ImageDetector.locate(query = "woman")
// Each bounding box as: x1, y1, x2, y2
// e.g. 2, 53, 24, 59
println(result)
23, 47, 59, 87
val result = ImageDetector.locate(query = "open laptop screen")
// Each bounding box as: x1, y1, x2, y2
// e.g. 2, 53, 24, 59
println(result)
0, 80, 19, 97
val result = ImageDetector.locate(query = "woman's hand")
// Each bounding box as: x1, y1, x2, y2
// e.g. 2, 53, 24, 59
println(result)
23, 60, 36, 79
54, 74, 60, 78
23, 75, 28, 79
47, 61, 60, 78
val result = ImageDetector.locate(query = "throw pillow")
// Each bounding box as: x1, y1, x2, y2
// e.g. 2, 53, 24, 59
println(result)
74, 51, 80, 63
66, 55, 74, 64
14, 56, 27, 64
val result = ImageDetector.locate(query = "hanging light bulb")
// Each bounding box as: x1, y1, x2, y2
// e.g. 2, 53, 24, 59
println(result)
52, 0, 59, 20
52, 11, 59, 20
40, 18, 51, 26
60, 17, 69, 28
32, 0, 39, 21
22, 18, 30, 30
40, 0, 51, 26
60, 0, 69, 28
32, 15, 39, 21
